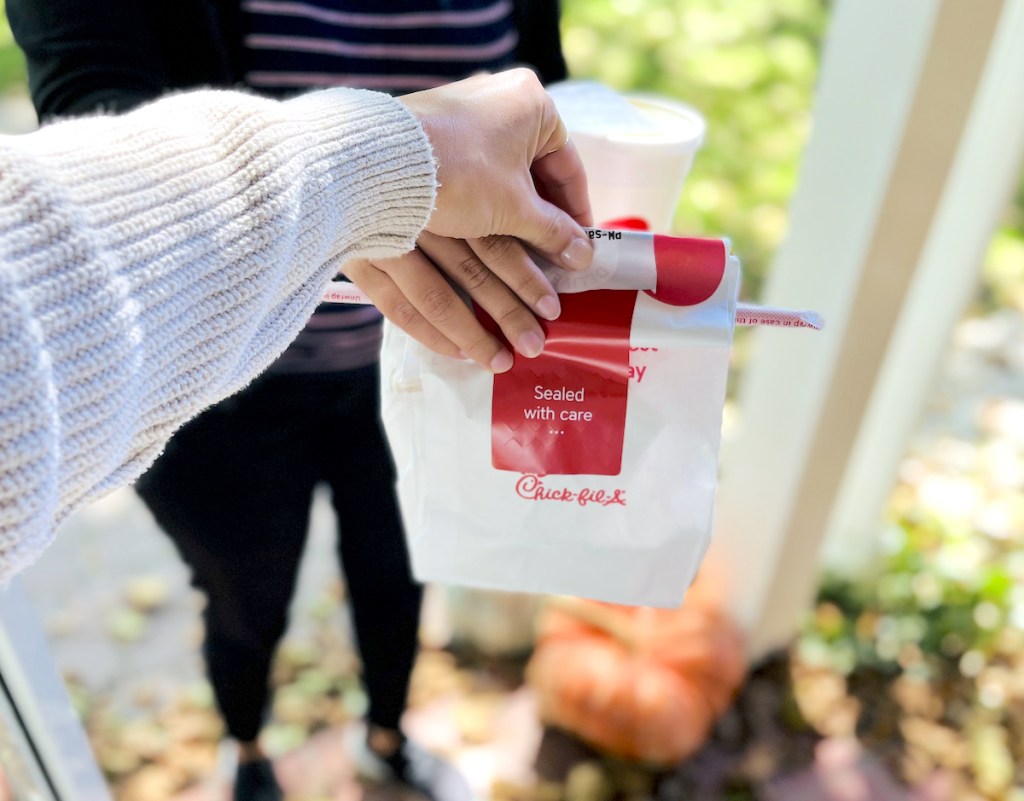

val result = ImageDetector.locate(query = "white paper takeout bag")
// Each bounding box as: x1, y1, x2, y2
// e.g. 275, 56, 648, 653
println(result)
380, 229, 740, 608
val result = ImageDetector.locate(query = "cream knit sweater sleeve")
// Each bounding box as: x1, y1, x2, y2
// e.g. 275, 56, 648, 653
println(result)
0, 87, 437, 579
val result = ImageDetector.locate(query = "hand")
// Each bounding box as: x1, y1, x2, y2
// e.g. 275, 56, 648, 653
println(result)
400, 68, 594, 260
346, 231, 560, 372
349, 68, 594, 372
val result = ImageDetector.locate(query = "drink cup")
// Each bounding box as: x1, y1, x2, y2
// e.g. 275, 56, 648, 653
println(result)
549, 82, 705, 232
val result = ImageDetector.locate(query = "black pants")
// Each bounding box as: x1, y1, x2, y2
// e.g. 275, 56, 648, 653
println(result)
136, 366, 422, 742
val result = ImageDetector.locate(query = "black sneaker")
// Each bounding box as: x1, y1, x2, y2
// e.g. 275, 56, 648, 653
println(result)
233, 758, 283, 801
367, 737, 474, 801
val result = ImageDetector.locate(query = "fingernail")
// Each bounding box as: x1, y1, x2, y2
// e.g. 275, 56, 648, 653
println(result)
561, 237, 593, 271
490, 350, 514, 373
516, 330, 544, 358
536, 295, 561, 321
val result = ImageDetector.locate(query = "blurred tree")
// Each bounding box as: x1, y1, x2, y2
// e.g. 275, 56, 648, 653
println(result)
561, 0, 830, 297
0, 1, 26, 94
2, 1, 1017, 305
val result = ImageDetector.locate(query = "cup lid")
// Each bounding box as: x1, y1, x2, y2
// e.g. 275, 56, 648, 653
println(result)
549, 81, 705, 151
613, 96, 705, 148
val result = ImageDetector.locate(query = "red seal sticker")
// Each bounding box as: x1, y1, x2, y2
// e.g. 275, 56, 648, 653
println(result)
647, 236, 727, 307
483, 290, 638, 476
480, 233, 728, 477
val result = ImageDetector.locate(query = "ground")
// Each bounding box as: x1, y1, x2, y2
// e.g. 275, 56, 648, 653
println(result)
13, 295, 1021, 801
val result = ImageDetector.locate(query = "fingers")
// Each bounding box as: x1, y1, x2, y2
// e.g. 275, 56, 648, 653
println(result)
347, 230, 563, 373
530, 85, 593, 229
542, 114, 570, 157
515, 98, 595, 270
345, 258, 461, 359
532, 139, 594, 228
465, 235, 561, 322
345, 255, 514, 374
509, 192, 594, 272
419, 232, 555, 358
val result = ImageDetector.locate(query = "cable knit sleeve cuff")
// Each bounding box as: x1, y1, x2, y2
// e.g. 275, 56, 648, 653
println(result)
281, 87, 438, 262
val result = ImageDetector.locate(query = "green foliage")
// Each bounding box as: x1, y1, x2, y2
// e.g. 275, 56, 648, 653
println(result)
1, 0, 832, 297
0, 1, 27, 94
561, 0, 830, 297
2, 1, 1020, 305
807, 512, 1018, 681
980, 225, 1024, 312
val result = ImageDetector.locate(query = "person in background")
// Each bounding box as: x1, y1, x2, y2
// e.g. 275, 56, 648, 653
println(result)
8, 3, 579, 800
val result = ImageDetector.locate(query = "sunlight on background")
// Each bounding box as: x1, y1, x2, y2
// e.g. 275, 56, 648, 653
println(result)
1, 1, 1024, 799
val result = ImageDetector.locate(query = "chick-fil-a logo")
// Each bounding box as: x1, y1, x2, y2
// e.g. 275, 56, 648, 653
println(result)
514, 474, 627, 508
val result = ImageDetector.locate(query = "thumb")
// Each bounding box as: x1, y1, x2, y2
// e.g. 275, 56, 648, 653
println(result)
514, 195, 594, 271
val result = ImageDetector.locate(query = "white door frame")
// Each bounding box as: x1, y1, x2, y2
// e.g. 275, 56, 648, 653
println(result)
0, 580, 111, 801
708, 0, 1024, 658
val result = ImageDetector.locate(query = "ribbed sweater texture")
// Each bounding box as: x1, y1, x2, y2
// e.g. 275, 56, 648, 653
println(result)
0, 87, 437, 580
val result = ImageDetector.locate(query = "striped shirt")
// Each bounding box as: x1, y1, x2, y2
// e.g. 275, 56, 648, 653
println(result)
241, 0, 519, 373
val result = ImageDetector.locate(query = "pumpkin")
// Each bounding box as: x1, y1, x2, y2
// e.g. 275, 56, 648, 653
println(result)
526, 578, 747, 765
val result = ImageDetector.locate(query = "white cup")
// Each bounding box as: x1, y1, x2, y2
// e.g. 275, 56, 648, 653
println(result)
549, 82, 706, 233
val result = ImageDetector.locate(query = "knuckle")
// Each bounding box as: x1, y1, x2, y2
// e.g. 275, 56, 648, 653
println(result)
477, 235, 518, 262
512, 270, 540, 296
422, 287, 458, 322
509, 66, 541, 91
464, 331, 499, 361
390, 300, 421, 330
496, 303, 529, 328
538, 213, 567, 250
455, 254, 491, 291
